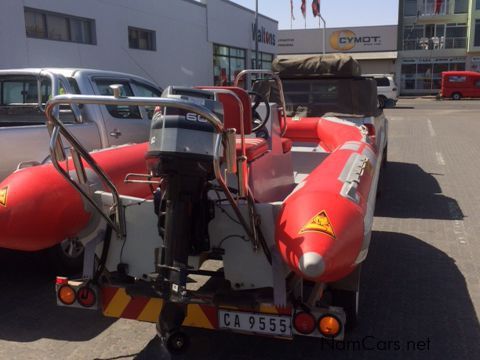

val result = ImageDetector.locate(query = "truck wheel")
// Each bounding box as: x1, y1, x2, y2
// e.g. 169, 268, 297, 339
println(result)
452, 93, 462, 100
47, 238, 84, 275
331, 289, 359, 330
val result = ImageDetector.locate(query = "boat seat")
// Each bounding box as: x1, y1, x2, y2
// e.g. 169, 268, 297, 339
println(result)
236, 138, 269, 162
195, 86, 252, 135
197, 86, 269, 162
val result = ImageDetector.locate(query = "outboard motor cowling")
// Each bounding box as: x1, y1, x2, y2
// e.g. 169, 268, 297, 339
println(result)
145, 86, 223, 303
146, 86, 224, 179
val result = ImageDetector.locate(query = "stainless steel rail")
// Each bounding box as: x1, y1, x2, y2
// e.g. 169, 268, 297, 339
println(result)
40, 70, 84, 162
44, 94, 255, 240
234, 69, 288, 136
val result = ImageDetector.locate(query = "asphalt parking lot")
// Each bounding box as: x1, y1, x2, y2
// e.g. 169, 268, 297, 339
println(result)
1, 98, 479, 359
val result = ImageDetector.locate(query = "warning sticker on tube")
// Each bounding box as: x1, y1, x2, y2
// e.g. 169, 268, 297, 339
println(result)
299, 210, 336, 239
0, 186, 7, 207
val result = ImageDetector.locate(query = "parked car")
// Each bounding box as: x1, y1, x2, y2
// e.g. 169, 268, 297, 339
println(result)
364, 74, 398, 108
0, 68, 162, 181
440, 71, 480, 100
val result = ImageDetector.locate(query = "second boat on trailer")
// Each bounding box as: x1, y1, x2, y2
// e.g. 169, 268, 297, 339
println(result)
53, 54, 387, 352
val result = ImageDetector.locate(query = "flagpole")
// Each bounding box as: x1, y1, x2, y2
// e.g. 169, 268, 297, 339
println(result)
290, 0, 292, 29
254, 0, 258, 69
319, 1, 326, 55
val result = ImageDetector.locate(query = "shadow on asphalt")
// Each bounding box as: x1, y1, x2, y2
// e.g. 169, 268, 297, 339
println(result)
134, 231, 480, 360
0, 249, 114, 342
375, 161, 463, 220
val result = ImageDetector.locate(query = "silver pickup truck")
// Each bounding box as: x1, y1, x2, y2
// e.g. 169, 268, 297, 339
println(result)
0, 68, 162, 181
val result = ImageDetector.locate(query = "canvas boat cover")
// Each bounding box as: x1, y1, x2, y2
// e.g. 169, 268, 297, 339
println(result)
256, 54, 379, 117
272, 54, 362, 78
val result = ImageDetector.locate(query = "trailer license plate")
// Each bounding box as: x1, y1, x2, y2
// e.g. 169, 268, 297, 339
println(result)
218, 310, 292, 337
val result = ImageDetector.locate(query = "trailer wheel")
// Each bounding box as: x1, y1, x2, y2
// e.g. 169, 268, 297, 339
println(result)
452, 92, 462, 100
331, 289, 359, 330
47, 238, 84, 275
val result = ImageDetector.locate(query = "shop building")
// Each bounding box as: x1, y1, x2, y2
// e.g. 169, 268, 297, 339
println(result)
0, 0, 277, 88
277, 26, 398, 76
398, 0, 480, 95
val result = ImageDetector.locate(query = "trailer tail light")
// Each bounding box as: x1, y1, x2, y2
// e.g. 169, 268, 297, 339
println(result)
318, 315, 341, 337
77, 287, 97, 308
56, 276, 68, 285
58, 285, 76, 305
293, 312, 316, 334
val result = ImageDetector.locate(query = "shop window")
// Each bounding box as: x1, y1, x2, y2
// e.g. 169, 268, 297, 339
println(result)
404, 0, 418, 16
128, 27, 156, 51
94, 79, 141, 119
475, 20, 480, 47
251, 52, 274, 70
24, 7, 95, 44
213, 45, 245, 86
454, 0, 468, 14
477, 0, 480, 10
403, 25, 424, 50
445, 23, 467, 48
401, 60, 466, 92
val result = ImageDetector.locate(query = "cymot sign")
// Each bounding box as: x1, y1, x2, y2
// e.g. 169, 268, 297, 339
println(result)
330, 30, 382, 51
277, 25, 397, 55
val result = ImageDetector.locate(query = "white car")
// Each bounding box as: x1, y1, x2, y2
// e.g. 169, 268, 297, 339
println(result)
365, 74, 398, 108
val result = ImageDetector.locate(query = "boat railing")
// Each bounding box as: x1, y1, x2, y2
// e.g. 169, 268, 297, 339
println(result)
44, 91, 255, 241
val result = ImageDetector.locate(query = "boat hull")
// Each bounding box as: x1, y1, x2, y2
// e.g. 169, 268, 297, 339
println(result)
0, 143, 151, 251
276, 123, 377, 283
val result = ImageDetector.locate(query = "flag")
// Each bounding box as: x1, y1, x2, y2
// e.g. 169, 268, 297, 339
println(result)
301, 0, 306, 18
291, 0, 295, 21
312, 0, 320, 17
435, 0, 443, 14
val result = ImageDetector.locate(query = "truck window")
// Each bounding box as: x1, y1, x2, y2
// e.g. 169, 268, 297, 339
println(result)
374, 77, 390, 87
448, 76, 466, 83
0, 76, 75, 126
1, 77, 49, 105
132, 81, 162, 119
94, 79, 141, 119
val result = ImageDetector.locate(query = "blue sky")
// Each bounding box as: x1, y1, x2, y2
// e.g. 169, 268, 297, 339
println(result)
230, 0, 400, 29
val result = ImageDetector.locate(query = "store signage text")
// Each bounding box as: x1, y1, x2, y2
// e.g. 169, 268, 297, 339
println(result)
330, 30, 382, 51
252, 24, 276, 46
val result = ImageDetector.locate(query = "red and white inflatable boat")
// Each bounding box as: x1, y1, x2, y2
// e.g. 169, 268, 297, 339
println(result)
4, 55, 387, 347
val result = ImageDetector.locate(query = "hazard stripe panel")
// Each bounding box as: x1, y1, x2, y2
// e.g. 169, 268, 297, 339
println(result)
102, 287, 215, 329
101, 287, 290, 330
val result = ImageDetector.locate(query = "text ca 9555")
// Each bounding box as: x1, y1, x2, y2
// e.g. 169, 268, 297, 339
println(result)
218, 310, 292, 337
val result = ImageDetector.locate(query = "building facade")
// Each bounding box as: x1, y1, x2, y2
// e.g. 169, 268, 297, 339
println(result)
0, 0, 277, 88
398, 0, 480, 95
277, 26, 398, 76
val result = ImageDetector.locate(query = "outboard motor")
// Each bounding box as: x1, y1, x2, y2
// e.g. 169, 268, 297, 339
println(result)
145, 87, 223, 347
